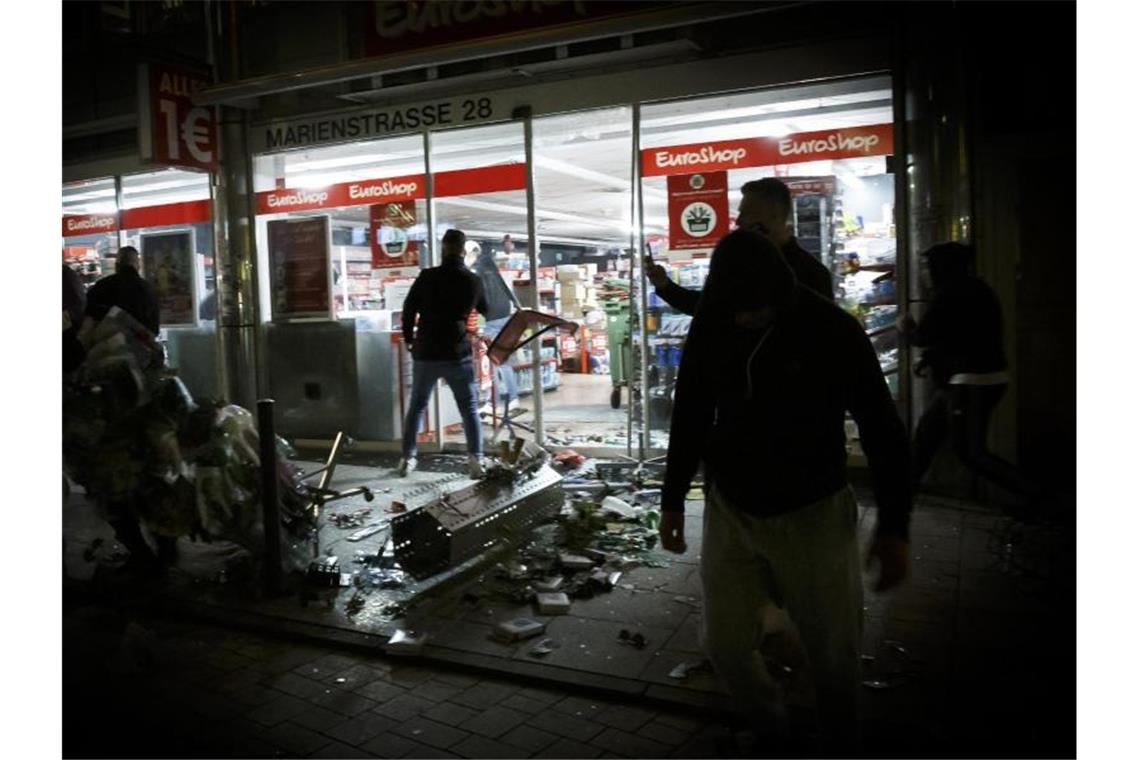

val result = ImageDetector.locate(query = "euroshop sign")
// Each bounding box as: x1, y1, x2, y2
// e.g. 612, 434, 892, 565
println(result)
642, 124, 893, 177
138, 63, 218, 173
62, 214, 117, 238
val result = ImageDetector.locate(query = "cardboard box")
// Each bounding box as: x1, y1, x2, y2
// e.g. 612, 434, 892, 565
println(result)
536, 592, 572, 615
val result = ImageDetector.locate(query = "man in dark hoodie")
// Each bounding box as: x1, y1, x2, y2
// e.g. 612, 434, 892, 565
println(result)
645, 178, 834, 312
900, 242, 1037, 498
659, 228, 910, 752
84, 246, 161, 335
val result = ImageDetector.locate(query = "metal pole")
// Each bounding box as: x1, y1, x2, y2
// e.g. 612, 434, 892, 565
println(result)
422, 129, 444, 453
633, 103, 650, 462
258, 399, 283, 595
523, 114, 544, 445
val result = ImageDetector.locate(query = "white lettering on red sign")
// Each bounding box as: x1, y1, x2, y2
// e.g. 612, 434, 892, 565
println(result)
267, 190, 331, 209
66, 217, 116, 232
654, 145, 748, 170
348, 180, 418, 200
778, 132, 881, 158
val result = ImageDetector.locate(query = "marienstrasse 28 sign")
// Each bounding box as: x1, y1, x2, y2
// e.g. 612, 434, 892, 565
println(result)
138, 63, 218, 173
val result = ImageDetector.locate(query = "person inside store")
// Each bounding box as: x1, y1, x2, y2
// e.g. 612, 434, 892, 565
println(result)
899, 241, 1040, 503
470, 235, 523, 432
644, 177, 835, 311
83, 245, 161, 336
399, 228, 489, 479
658, 227, 910, 755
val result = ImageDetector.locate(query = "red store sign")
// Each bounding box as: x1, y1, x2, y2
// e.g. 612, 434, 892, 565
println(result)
641, 124, 894, 177
667, 171, 729, 251
138, 63, 219, 173
255, 164, 525, 215
62, 214, 117, 238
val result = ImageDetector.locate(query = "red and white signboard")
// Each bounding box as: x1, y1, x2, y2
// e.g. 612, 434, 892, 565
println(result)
370, 201, 420, 269
255, 164, 525, 215
62, 214, 118, 238
667, 171, 729, 251
139, 63, 218, 173
642, 124, 893, 177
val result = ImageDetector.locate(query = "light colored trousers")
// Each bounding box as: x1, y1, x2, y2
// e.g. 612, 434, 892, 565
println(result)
701, 483, 864, 751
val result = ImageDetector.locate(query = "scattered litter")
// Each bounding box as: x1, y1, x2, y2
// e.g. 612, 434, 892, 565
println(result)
306, 556, 341, 587
385, 629, 428, 656
388, 500, 408, 514
494, 617, 546, 643
601, 495, 638, 519
329, 508, 373, 528
345, 591, 366, 616
334, 677, 347, 684
668, 659, 713, 680
618, 629, 648, 649
346, 521, 389, 542
339, 572, 354, 587
536, 592, 572, 615
534, 576, 564, 593
559, 552, 594, 571
883, 640, 910, 657
861, 672, 918, 690
552, 450, 586, 468
673, 596, 701, 609
528, 638, 560, 657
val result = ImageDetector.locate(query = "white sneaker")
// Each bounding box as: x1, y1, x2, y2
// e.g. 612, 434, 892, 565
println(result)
467, 455, 485, 479
396, 457, 417, 477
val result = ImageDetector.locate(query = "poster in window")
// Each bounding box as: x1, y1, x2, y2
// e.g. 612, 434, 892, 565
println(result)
140, 230, 198, 327
667, 171, 729, 251
267, 216, 334, 320
370, 201, 419, 268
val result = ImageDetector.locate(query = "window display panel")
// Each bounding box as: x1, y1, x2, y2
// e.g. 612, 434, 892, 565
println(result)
62, 177, 119, 286
639, 76, 898, 452
532, 107, 639, 449
120, 169, 214, 325
428, 122, 531, 450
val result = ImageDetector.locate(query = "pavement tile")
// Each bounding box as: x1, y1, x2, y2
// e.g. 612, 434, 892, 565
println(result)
181, 687, 245, 721
200, 648, 258, 673
392, 715, 472, 750
515, 686, 564, 704
290, 705, 345, 733
451, 681, 522, 709
265, 671, 331, 700
324, 713, 398, 746
552, 694, 612, 719
422, 701, 481, 726
323, 663, 391, 689
309, 740, 374, 758
372, 693, 437, 721
256, 646, 327, 675
309, 688, 379, 717
654, 713, 704, 733
526, 709, 606, 742
403, 743, 459, 758
228, 683, 284, 709
451, 734, 530, 759
264, 722, 332, 756
355, 678, 408, 703
637, 719, 691, 746
434, 672, 481, 688
296, 653, 363, 680
669, 731, 722, 759
409, 679, 466, 703
594, 704, 658, 732
362, 732, 422, 758
458, 705, 529, 739
500, 694, 549, 715
501, 724, 559, 753
247, 693, 312, 727
519, 617, 674, 680
215, 667, 272, 695
590, 726, 671, 758
534, 737, 603, 759
386, 665, 438, 686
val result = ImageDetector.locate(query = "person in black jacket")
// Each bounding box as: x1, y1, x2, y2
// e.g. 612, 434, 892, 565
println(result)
63, 264, 86, 373
645, 178, 834, 313
659, 228, 910, 753
470, 236, 521, 417
84, 246, 161, 335
400, 229, 489, 478
900, 242, 1037, 498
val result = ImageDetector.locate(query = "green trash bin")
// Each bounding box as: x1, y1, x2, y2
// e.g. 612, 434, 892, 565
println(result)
604, 299, 631, 408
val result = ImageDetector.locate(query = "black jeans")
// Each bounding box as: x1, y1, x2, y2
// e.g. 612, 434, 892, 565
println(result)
913, 384, 1037, 498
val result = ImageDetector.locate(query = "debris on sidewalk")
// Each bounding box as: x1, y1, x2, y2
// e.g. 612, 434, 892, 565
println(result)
328, 508, 373, 528
494, 617, 546, 643
618, 629, 648, 649
668, 659, 714, 680
536, 592, 572, 615
385, 629, 429, 655
528, 637, 561, 657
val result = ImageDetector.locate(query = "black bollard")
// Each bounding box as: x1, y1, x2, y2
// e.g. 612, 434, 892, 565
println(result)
257, 399, 283, 596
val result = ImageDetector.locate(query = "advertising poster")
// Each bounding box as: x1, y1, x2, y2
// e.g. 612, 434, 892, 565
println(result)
141, 230, 198, 327
370, 201, 420, 269
667, 171, 729, 250
267, 216, 333, 320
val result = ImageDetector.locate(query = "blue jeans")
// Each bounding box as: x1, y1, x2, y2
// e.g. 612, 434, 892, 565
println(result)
402, 356, 482, 458
483, 317, 518, 403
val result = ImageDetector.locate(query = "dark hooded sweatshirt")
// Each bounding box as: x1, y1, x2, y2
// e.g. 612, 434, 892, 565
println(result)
661, 229, 911, 538
653, 237, 834, 315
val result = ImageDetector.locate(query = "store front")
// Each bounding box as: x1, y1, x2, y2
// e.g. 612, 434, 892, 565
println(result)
243, 59, 901, 459
62, 167, 220, 399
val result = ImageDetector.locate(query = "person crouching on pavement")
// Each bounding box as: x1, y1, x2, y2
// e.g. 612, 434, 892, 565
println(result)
659, 228, 912, 754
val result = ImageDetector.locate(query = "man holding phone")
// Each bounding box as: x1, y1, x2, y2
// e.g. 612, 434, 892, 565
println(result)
644, 178, 834, 311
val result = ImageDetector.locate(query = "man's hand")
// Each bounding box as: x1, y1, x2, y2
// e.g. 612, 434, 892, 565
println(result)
659, 511, 688, 554
865, 534, 909, 592
643, 255, 669, 289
